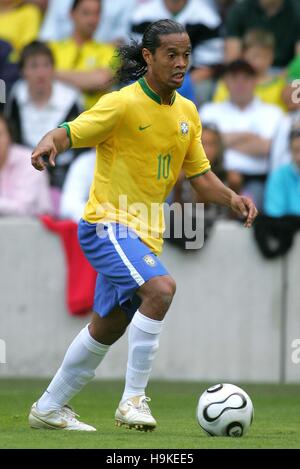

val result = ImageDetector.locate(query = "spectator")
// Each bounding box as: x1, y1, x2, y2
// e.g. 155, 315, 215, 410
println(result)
264, 128, 300, 216
39, 0, 76, 40
131, 0, 224, 68
200, 123, 228, 225
287, 55, 300, 85
40, 0, 137, 45
216, 0, 237, 22
281, 56, 300, 113
0, 39, 20, 110
130, 0, 224, 101
60, 149, 95, 222
224, 0, 300, 69
0, 0, 41, 53
49, 0, 116, 109
214, 29, 287, 111
270, 68, 300, 170
95, 0, 137, 46
6, 41, 83, 192
200, 59, 283, 210
270, 113, 300, 170
201, 123, 225, 182
0, 114, 52, 216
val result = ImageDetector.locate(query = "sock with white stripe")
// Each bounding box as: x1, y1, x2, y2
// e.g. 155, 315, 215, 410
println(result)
37, 325, 109, 412
121, 310, 164, 402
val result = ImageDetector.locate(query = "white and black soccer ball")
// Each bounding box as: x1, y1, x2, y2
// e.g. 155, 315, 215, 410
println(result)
196, 383, 254, 437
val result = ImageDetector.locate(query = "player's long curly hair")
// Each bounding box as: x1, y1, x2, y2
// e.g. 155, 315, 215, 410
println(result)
116, 19, 186, 83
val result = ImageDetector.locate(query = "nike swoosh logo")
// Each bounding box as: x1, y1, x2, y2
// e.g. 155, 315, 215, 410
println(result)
139, 125, 152, 131
33, 413, 68, 429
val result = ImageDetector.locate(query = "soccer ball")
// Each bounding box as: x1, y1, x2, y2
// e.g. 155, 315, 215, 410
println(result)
196, 383, 254, 437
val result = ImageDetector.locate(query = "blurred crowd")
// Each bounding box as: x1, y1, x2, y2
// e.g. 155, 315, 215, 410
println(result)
1, 0, 300, 236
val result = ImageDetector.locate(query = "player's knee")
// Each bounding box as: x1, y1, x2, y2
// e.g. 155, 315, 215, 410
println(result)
159, 276, 176, 303
143, 276, 176, 308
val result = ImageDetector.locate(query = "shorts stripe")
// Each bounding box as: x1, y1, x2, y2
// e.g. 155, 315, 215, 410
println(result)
107, 224, 145, 287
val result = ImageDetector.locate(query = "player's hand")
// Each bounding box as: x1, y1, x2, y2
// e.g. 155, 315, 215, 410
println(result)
230, 194, 258, 228
31, 139, 57, 171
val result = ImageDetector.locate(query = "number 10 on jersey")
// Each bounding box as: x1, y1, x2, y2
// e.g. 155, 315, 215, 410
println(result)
157, 154, 171, 180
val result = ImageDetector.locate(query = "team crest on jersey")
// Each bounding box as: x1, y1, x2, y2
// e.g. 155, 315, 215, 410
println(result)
180, 121, 189, 135
143, 255, 157, 267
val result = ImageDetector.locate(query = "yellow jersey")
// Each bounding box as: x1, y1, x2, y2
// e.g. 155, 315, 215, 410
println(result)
49, 38, 116, 109
61, 78, 210, 255
0, 3, 41, 53
213, 77, 287, 112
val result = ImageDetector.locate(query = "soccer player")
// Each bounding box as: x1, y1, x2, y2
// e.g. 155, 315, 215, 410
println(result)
29, 19, 257, 432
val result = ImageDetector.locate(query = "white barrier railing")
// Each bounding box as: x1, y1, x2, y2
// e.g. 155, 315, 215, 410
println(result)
0, 218, 299, 382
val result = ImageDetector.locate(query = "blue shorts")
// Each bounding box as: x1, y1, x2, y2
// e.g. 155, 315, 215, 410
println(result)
78, 220, 169, 319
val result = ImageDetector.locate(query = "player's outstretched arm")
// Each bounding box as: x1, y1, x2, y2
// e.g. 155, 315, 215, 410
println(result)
190, 170, 258, 228
31, 128, 71, 171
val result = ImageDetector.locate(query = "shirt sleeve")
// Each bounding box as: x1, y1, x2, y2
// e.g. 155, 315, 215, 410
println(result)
61, 91, 126, 149
182, 109, 211, 179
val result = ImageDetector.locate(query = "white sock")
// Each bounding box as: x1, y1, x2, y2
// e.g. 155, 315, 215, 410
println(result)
37, 325, 109, 412
121, 310, 164, 402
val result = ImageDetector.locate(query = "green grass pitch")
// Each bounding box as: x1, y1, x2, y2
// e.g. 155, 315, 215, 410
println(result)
0, 379, 300, 449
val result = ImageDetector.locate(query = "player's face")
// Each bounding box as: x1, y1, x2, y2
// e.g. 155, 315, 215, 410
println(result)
148, 33, 191, 90
0, 119, 11, 169
71, 0, 101, 38
291, 136, 300, 169
22, 54, 54, 91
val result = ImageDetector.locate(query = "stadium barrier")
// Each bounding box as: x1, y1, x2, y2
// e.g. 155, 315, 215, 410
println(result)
0, 217, 299, 383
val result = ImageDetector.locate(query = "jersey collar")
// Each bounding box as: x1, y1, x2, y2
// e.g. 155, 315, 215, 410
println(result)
138, 77, 176, 105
